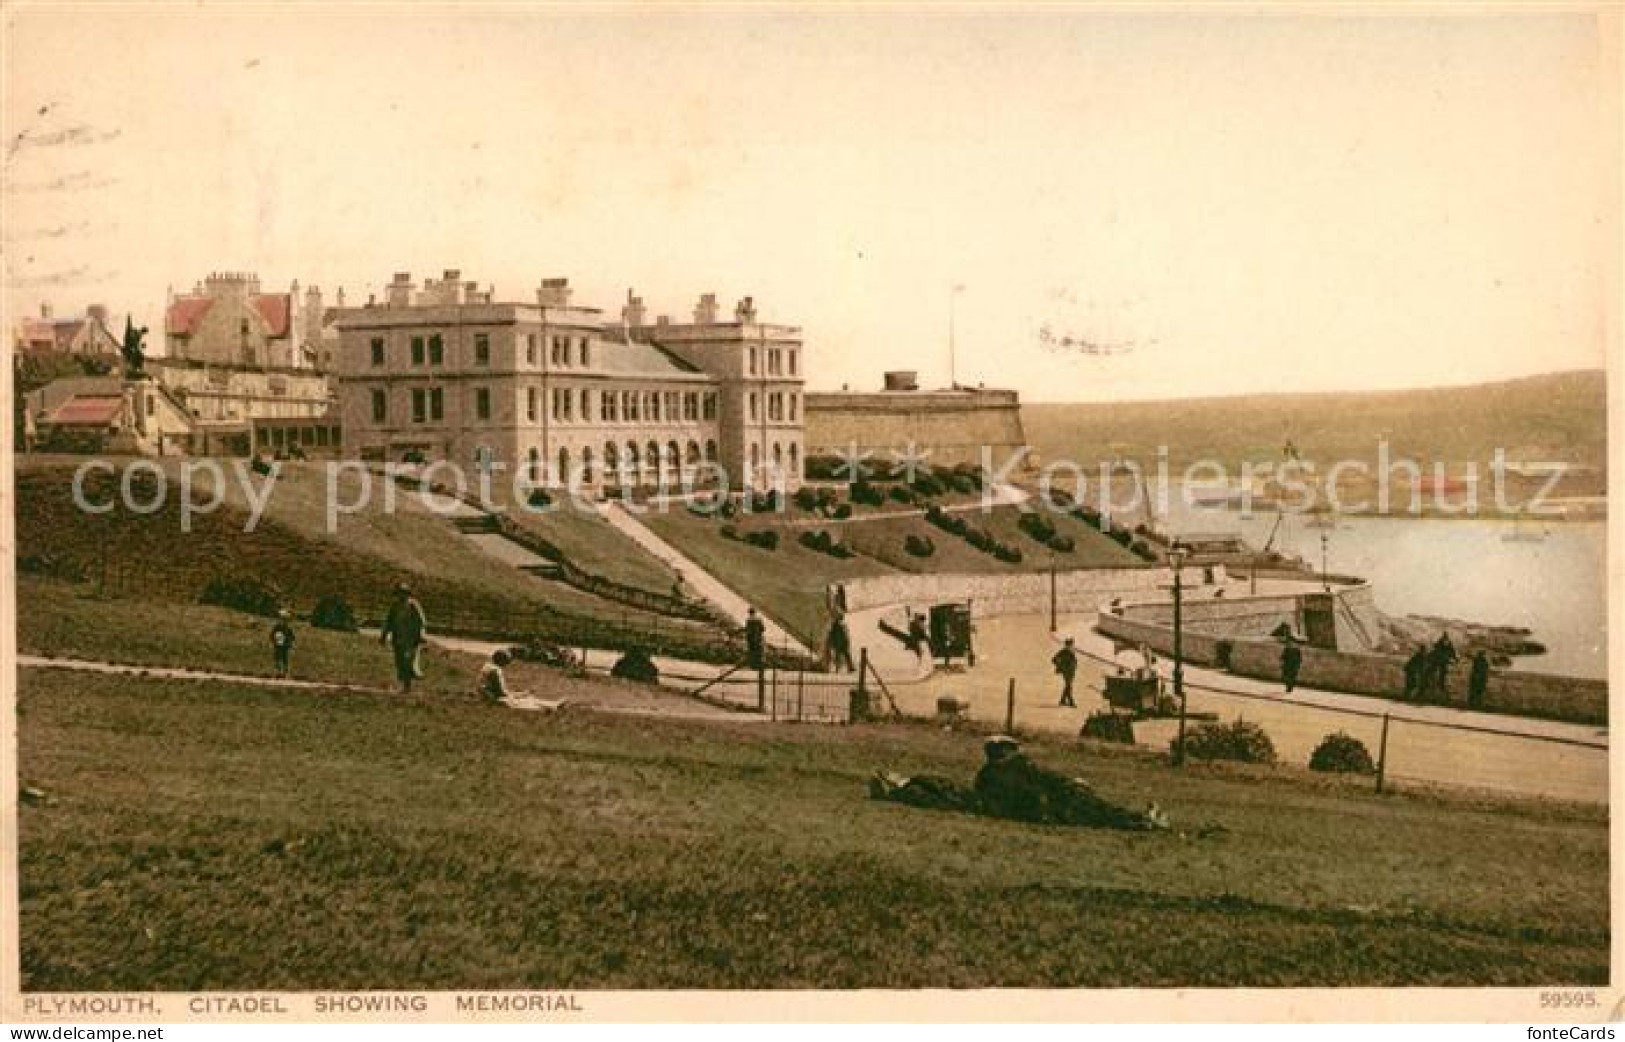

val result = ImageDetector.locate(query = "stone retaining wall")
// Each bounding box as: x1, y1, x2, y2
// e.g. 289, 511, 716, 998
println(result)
839, 569, 1166, 619
1096, 611, 1607, 726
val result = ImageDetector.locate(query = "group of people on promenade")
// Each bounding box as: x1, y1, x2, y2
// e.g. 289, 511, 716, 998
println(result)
1402, 633, 1492, 708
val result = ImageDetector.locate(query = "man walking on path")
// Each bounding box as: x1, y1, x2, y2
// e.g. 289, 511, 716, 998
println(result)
270, 610, 296, 678
826, 615, 856, 673
1468, 650, 1491, 710
1051, 637, 1079, 707
744, 607, 766, 670
381, 583, 428, 693
1280, 637, 1303, 693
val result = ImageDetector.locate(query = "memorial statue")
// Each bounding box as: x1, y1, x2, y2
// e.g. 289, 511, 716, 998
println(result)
120, 316, 147, 377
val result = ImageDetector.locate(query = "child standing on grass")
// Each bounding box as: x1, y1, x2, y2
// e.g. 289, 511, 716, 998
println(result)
270, 610, 296, 678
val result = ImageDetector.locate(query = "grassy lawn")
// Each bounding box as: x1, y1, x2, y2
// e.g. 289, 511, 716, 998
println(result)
14, 462, 699, 643
18, 666, 1608, 989
640, 510, 891, 644
15, 576, 484, 696
503, 502, 681, 596
642, 501, 1142, 645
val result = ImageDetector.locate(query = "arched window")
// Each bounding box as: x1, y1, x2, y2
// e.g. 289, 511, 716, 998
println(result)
685, 440, 701, 464
750, 443, 760, 467
646, 440, 660, 471
528, 447, 541, 483
582, 446, 594, 484
557, 446, 570, 484
626, 440, 640, 467
666, 440, 680, 471
604, 441, 619, 466
789, 443, 800, 475
705, 439, 719, 462
773, 442, 784, 467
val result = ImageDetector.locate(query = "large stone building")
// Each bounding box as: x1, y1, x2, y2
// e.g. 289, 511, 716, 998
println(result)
159, 271, 337, 455
333, 271, 805, 493
805, 372, 1030, 473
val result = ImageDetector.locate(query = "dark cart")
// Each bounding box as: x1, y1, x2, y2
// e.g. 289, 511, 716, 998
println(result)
928, 602, 976, 667
1103, 672, 1161, 716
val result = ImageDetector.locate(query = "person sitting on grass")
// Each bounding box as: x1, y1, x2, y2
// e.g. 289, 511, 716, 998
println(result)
611, 647, 661, 685
270, 610, 296, 678
479, 649, 513, 704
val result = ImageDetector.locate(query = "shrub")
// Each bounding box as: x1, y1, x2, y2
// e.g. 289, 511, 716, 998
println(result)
925, 504, 946, 525
1130, 539, 1157, 561
994, 544, 1023, 564
804, 454, 848, 481
888, 485, 915, 504
1176, 719, 1277, 765
849, 480, 886, 507
311, 594, 359, 632
744, 529, 780, 551
1017, 512, 1056, 544
720, 524, 740, 541
829, 543, 856, 559
1048, 534, 1075, 553
830, 503, 854, 520
910, 474, 946, 498
966, 527, 994, 552
904, 534, 936, 558
794, 487, 821, 511
1108, 526, 1133, 546
1309, 732, 1376, 775
800, 529, 834, 553
200, 575, 283, 618
1081, 712, 1136, 744
527, 488, 553, 509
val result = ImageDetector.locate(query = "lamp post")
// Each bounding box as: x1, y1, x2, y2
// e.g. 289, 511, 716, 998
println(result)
1168, 542, 1190, 767
1049, 546, 1058, 632
1320, 530, 1330, 592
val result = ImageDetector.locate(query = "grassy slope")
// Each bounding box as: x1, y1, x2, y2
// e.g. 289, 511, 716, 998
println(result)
1024, 369, 1609, 473
14, 462, 688, 634
641, 511, 890, 643
504, 503, 680, 596
18, 666, 1607, 990
15, 576, 483, 695
644, 503, 1142, 645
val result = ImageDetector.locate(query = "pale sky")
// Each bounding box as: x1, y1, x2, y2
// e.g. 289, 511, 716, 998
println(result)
3, 6, 1616, 401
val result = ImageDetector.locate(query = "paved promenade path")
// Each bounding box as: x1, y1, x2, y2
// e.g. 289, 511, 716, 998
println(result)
16, 654, 762, 723
594, 501, 815, 658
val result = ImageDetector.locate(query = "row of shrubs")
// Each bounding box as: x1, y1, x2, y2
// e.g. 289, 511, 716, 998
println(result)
199, 575, 360, 631
720, 525, 780, 551
1014, 511, 1077, 554
803, 456, 988, 485
1080, 714, 1379, 775
923, 505, 1025, 564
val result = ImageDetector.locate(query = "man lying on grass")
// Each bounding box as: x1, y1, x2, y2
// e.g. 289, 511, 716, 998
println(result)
871, 735, 1170, 831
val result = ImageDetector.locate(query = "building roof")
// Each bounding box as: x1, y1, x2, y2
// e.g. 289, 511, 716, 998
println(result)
592, 335, 703, 376
45, 395, 124, 427
167, 293, 292, 338
14, 316, 115, 353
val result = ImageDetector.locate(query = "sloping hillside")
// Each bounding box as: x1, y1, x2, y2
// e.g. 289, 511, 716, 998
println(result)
1024, 370, 1607, 476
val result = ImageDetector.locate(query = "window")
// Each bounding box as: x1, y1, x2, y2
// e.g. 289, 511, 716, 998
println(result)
748, 348, 758, 375
475, 387, 491, 421
428, 334, 444, 366
602, 391, 618, 422
550, 336, 563, 366
789, 350, 798, 376
370, 338, 385, 366
411, 336, 426, 366
528, 448, 541, 482
412, 388, 427, 423
527, 388, 537, 422
648, 392, 660, 422
562, 388, 573, 422
626, 391, 639, 422
703, 393, 717, 421
579, 337, 591, 367
666, 392, 680, 420
749, 393, 758, 421
269, 375, 288, 396
430, 387, 444, 421
788, 393, 798, 421
684, 393, 698, 421
526, 333, 538, 366
705, 439, 718, 462
551, 389, 562, 422
240, 319, 251, 335
768, 349, 782, 375
474, 333, 490, 367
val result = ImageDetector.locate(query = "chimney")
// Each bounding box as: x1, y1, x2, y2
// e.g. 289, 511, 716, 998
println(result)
735, 295, 757, 323
387, 272, 415, 308
39, 302, 52, 319
693, 292, 718, 324
622, 289, 647, 327
336, 287, 346, 307
87, 304, 109, 327
656, 315, 671, 326
536, 277, 572, 308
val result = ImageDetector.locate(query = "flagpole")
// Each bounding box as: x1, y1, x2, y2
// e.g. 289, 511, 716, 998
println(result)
948, 286, 956, 388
